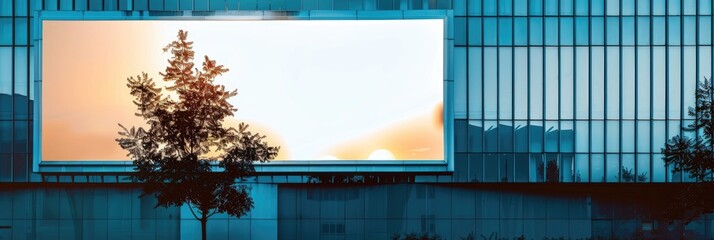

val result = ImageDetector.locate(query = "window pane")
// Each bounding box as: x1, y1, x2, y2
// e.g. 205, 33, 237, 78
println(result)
455, 48, 467, 119
591, 17, 604, 45
637, 47, 651, 119
530, 121, 544, 152
561, 121, 574, 152
484, 48, 498, 119
652, 121, 666, 155
699, 17, 712, 45
606, 154, 619, 182
499, 48, 513, 119
0, 18, 10, 45
591, 47, 605, 119
499, 18, 513, 45
669, 0, 681, 15
514, 17, 528, 45
668, 47, 682, 119
469, 120, 483, 152
545, 121, 558, 152
530, 17, 543, 45
653, 153, 666, 182
622, 17, 635, 45
683, 47, 696, 119
560, 0, 573, 15
575, 47, 589, 119
700, 0, 712, 14
606, 17, 619, 45
545, 47, 558, 119
0, 47, 10, 121
514, 0, 527, 15
591, 0, 604, 15
545, 17, 558, 45
575, 121, 588, 152
683, 16, 696, 45
561, 47, 574, 119
530, 153, 544, 182
684, 0, 696, 15
668, 17, 681, 45
560, 18, 573, 45
469, 47, 483, 119
653, 0, 666, 15
575, 17, 589, 45
637, 17, 650, 45
530, 0, 543, 15
469, 0, 482, 15
700, 47, 712, 88
622, 121, 635, 152
469, 18, 482, 45
606, 121, 619, 152
485, 121, 498, 152
499, 0, 513, 15
484, 0, 497, 15
591, 121, 604, 152
592, 154, 605, 182
514, 48, 528, 119
606, 47, 620, 119
499, 122, 513, 152
622, 47, 635, 119
575, 154, 589, 182
515, 121, 528, 152
484, 18, 497, 45
606, 0, 619, 15
637, 121, 650, 152
653, 17, 666, 45
455, 18, 467, 45
530, 47, 544, 119
545, 0, 558, 15
637, 0, 650, 15
14, 18, 27, 45
622, 0, 635, 15
0, 121, 10, 152
653, 47, 666, 119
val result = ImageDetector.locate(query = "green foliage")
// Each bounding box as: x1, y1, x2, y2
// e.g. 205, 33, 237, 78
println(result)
116, 30, 279, 240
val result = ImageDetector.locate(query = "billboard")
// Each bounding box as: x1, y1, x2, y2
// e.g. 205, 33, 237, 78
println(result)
41, 20, 444, 161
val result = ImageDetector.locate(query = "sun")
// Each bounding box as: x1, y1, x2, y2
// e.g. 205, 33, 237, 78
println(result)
367, 149, 396, 160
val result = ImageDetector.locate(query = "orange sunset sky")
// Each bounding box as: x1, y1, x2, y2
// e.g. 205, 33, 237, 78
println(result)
42, 20, 444, 161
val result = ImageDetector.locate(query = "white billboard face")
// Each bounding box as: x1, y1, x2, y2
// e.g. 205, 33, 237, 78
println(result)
42, 20, 444, 161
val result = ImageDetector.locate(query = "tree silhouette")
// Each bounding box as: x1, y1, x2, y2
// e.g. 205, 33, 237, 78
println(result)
661, 78, 714, 224
116, 30, 279, 240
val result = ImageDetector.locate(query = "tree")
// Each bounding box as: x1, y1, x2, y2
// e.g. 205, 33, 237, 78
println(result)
661, 77, 714, 224
116, 30, 279, 240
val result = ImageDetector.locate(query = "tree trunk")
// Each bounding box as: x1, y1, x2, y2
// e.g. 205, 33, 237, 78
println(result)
201, 217, 207, 240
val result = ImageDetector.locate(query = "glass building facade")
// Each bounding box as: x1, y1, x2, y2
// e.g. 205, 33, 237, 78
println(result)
2, 0, 714, 239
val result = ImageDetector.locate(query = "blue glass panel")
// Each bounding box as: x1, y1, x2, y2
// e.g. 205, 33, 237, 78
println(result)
622, 121, 635, 152
469, 18, 482, 45
498, 48, 513, 119
591, 0, 604, 15
514, 48, 528, 119
59, 0, 72, 10
574, 0, 587, 15
514, 0, 527, 15
652, 121, 666, 154
668, 47, 682, 119
669, 0, 682, 14
545, 47, 558, 119
455, 48, 467, 119
0, 0, 10, 16
545, 17, 558, 45
591, 47, 604, 119
14, 0, 26, 16
499, 122, 513, 152
700, 47, 712, 86
683, 47, 696, 119
13, 153, 26, 182
606, 121, 619, 152
637, 121, 650, 152
544, 121, 558, 152
684, 0, 697, 15
700, 0, 712, 14
560, 0, 573, 15
591, 154, 605, 182
575, 121, 588, 152
606, 0, 619, 15
545, 0, 558, 15
529, 18, 543, 45
484, 0, 497, 15
484, 121, 498, 151
0, 153, 9, 182
683, 16, 697, 45
469, 0, 482, 15
575, 47, 589, 119
530, 47, 543, 119
515, 153, 530, 182
89, 0, 103, 10
561, 121, 574, 152
13, 48, 27, 120
652, 153, 666, 182
0, 18, 10, 45
606, 47, 619, 119
637, 0, 650, 15
637, 17, 650, 45
530, 0, 543, 15
0, 121, 10, 152
13, 121, 27, 153
514, 17, 528, 45
591, 121, 604, 152
498, 18, 513, 45
668, 17, 681, 45
653, 47, 666, 119
0, 47, 10, 121
653, 0, 666, 15
605, 154, 618, 182
499, 0, 512, 15
637, 47, 650, 118
179, 0, 192, 10
529, 154, 543, 182
636, 154, 650, 182
622, 47, 635, 119
484, 18, 498, 45
622, 17, 635, 45
514, 121, 528, 152
560, 47, 574, 119
622, 0, 635, 15
529, 121, 544, 152
484, 48, 498, 118
591, 17, 604, 45
455, 18, 467, 45
133, 0, 148, 10
484, 154, 498, 181
470, 154, 484, 182
469, 120, 483, 152
560, 18, 573, 45
652, 17, 666, 45
575, 154, 589, 182
163, 0, 179, 10
14, 18, 27, 45
456, 120, 468, 152
469, 47, 483, 118
699, 17, 712, 44
606, 17, 619, 45
575, 17, 588, 45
